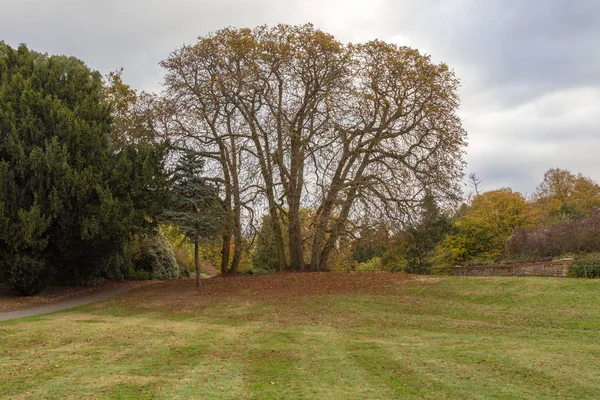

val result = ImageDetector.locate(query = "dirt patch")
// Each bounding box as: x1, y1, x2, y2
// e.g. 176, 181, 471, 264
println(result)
0, 281, 157, 312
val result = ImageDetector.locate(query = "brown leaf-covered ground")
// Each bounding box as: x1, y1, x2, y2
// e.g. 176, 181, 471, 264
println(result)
0, 272, 411, 313
0, 280, 157, 312
194, 271, 413, 297
115, 272, 415, 309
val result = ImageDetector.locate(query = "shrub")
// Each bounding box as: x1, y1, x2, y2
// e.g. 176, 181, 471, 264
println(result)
127, 267, 151, 281
131, 231, 180, 280
159, 225, 194, 277
381, 246, 408, 272
3, 255, 47, 296
172, 247, 192, 278
569, 253, 600, 278
507, 209, 600, 257
356, 257, 383, 272
248, 266, 272, 276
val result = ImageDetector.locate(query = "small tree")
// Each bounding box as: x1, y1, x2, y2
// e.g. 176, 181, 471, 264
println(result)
404, 192, 452, 273
381, 191, 450, 274
163, 151, 223, 287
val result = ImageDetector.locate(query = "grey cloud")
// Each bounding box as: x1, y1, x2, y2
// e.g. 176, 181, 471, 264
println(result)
382, 0, 600, 107
1, 0, 599, 195
1, 0, 305, 89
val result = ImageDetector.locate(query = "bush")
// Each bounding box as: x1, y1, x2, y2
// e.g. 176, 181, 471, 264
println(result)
248, 266, 272, 276
131, 231, 180, 280
569, 253, 600, 278
507, 210, 600, 257
127, 267, 151, 281
381, 248, 408, 272
159, 225, 194, 277
356, 257, 383, 272
3, 255, 47, 296
172, 247, 192, 278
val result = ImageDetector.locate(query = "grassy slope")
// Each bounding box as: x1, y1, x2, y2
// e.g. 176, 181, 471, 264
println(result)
1, 274, 599, 399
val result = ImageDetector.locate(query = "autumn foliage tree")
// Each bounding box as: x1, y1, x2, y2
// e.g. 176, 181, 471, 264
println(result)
532, 168, 600, 223
435, 188, 539, 267
161, 24, 467, 272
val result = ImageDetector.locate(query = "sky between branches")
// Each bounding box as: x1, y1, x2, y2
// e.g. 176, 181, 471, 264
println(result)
2, 0, 599, 195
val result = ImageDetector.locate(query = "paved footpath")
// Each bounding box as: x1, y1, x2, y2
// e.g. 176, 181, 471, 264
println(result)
0, 287, 134, 322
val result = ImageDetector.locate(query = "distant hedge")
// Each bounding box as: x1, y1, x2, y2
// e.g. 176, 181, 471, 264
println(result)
506, 210, 600, 257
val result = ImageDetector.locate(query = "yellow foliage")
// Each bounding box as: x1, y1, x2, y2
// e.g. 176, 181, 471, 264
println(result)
436, 189, 539, 265
532, 168, 600, 222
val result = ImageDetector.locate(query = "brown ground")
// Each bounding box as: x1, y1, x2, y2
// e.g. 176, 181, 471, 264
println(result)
0, 280, 158, 312
200, 271, 414, 297
117, 272, 415, 307
92, 272, 420, 328
0, 272, 418, 315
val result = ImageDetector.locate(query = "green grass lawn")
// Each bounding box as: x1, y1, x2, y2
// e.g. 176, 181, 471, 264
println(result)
1, 273, 599, 399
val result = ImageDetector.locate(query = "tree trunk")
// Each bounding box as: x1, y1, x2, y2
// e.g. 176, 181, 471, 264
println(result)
288, 221, 304, 271
220, 233, 230, 275
287, 195, 304, 271
247, 126, 287, 271
220, 182, 232, 276
230, 211, 243, 274
270, 207, 287, 271
195, 238, 201, 288
286, 150, 305, 271
317, 190, 359, 271
313, 147, 376, 270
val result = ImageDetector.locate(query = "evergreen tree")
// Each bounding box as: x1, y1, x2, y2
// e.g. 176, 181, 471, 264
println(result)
404, 191, 452, 274
382, 191, 451, 274
351, 224, 390, 264
0, 43, 169, 294
162, 150, 223, 287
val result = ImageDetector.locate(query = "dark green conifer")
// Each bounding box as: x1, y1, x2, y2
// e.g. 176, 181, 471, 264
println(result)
162, 150, 223, 287
0, 43, 169, 294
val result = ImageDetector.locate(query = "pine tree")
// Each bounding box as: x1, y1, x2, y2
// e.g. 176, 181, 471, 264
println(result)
162, 150, 223, 287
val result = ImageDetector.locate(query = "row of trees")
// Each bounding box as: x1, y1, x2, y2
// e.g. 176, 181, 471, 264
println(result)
4, 25, 597, 293
5, 25, 597, 293
351, 168, 600, 274
2, 24, 470, 292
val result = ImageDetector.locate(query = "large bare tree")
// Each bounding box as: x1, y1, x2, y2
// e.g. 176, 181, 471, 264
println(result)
161, 24, 467, 272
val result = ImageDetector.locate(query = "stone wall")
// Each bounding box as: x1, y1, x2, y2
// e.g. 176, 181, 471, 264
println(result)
452, 259, 573, 277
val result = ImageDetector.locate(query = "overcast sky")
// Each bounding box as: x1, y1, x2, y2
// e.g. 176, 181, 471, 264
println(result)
2, 0, 599, 196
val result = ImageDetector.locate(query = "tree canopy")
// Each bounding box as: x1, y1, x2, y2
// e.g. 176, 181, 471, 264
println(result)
0, 43, 169, 294
532, 168, 600, 222
161, 23, 467, 272
434, 188, 539, 268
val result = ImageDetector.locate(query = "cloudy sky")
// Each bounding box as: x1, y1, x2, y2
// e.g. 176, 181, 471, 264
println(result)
2, 0, 599, 196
